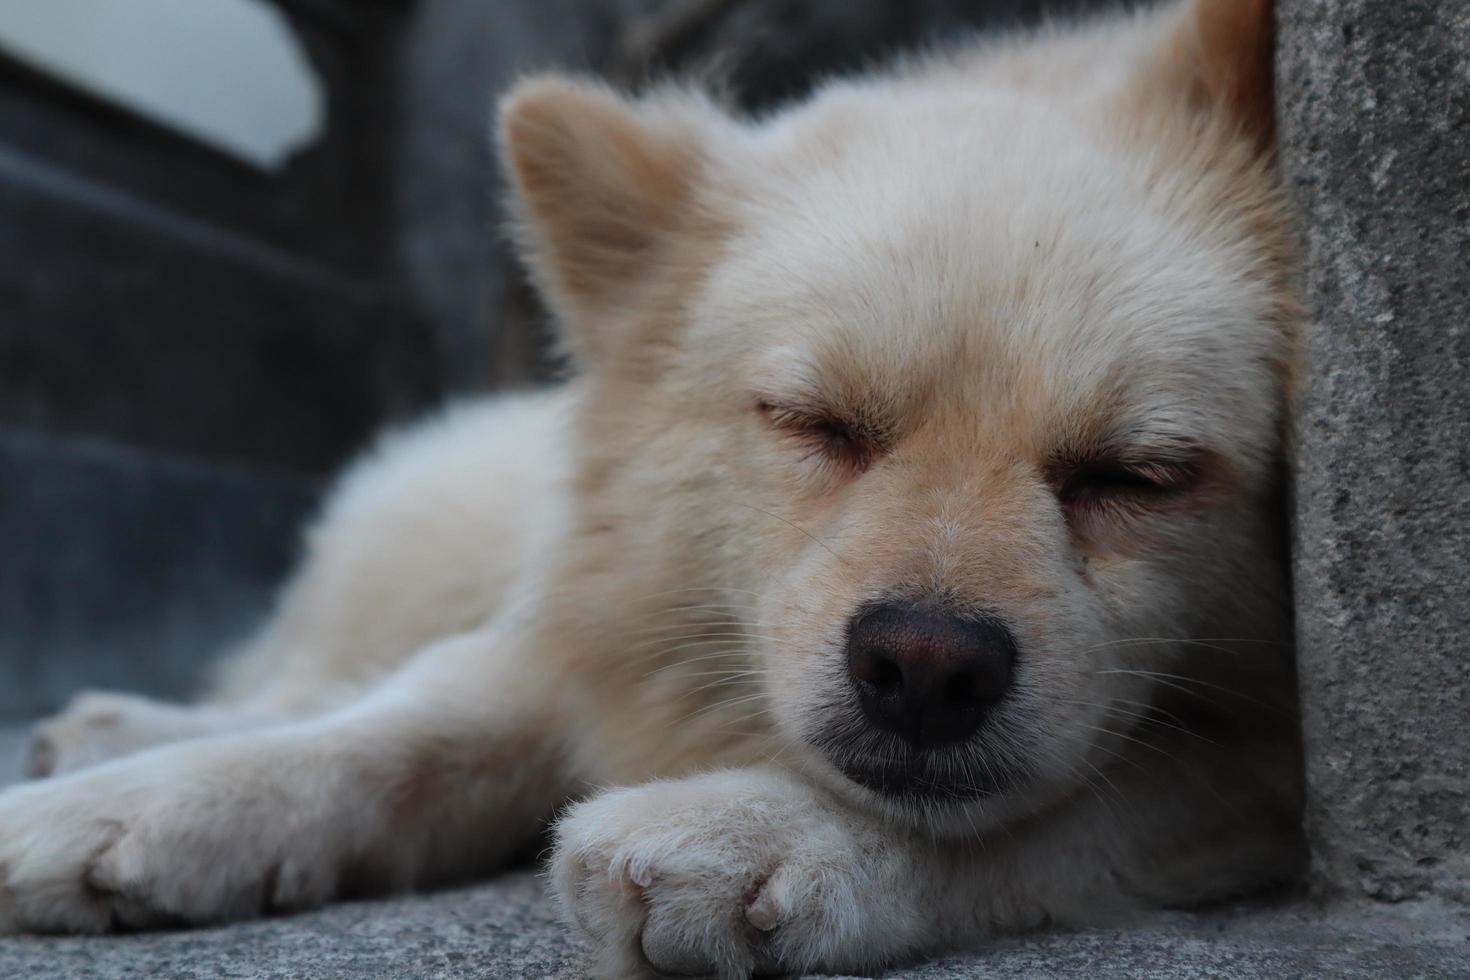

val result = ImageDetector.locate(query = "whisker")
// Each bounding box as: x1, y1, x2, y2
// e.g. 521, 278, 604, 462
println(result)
624, 638, 749, 666
625, 621, 759, 638
1078, 636, 1293, 661
623, 631, 780, 661
679, 670, 770, 698
1083, 737, 1154, 777
626, 585, 769, 603
629, 646, 758, 678
690, 710, 777, 742
1072, 758, 1136, 826
730, 502, 843, 563
674, 667, 768, 682
633, 604, 766, 623
1107, 696, 1193, 731
1093, 668, 1291, 713
639, 646, 753, 673
677, 692, 770, 725
1058, 698, 1217, 746
626, 629, 766, 648
1079, 723, 1181, 762
1084, 636, 1293, 650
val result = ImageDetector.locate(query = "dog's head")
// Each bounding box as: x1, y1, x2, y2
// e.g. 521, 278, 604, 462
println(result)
500, 0, 1296, 830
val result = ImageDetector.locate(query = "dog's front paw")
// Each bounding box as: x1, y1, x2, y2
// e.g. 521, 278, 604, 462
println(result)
0, 741, 346, 933
552, 769, 913, 979
25, 690, 197, 777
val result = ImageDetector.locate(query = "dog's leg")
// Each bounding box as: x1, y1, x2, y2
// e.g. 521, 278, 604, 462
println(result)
22, 635, 384, 779
0, 620, 570, 934
20, 646, 384, 779
23, 691, 293, 779
553, 760, 1303, 978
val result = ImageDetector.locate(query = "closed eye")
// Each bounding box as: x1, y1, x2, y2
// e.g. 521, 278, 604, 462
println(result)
757, 400, 880, 473
1054, 458, 1197, 507
1046, 442, 1220, 534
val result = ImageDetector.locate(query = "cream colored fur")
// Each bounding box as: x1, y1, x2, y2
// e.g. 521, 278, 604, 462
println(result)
1, 2, 1304, 976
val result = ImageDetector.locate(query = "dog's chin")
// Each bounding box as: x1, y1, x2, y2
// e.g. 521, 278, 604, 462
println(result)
835, 757, 1010, 803
813, 734, 1026, 808
802, 711, 1032, 814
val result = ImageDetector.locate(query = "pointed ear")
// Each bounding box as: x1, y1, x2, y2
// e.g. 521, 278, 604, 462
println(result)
497, 78, 713, 366
1152, 0, 1276, 147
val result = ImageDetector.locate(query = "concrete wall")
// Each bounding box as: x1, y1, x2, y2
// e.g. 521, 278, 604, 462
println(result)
1279, 0, 1470, 905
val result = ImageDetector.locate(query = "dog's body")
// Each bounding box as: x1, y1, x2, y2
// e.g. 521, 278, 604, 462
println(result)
2, 1, 1305, 975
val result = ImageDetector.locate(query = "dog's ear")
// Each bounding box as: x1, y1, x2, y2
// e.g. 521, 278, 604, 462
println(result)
498, 78, 716, 367
1150, 0, 1276, 147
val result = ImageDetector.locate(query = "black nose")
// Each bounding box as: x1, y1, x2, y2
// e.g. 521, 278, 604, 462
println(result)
846, 603, 1016, 748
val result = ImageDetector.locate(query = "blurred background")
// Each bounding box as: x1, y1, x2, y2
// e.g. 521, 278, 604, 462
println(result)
0, 0, 1111, 722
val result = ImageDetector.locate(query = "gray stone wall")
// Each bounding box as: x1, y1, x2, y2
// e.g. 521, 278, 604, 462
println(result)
1279, 0, 1470, 905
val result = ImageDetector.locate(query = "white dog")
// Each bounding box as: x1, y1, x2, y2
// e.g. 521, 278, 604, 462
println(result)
3, 0, 1304, 976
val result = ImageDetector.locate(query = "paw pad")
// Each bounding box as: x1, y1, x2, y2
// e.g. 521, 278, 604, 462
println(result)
743, 866, 787, 932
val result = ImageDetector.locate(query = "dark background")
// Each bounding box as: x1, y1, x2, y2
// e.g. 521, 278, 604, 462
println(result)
0, 0, 1114, 720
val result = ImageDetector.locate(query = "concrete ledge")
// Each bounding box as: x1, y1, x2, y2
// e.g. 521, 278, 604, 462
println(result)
0, 870, 1462, 979
2, 728, 1465, 980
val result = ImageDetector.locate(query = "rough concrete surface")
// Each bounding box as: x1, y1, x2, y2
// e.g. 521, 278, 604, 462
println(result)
1, 727, 1465, 980
2, 881, 1466, 980
1278, 0, 1470, 905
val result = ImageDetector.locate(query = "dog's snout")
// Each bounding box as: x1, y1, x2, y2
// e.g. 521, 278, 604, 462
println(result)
846, 603, 1015, 748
